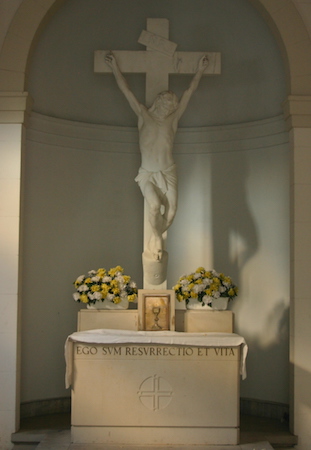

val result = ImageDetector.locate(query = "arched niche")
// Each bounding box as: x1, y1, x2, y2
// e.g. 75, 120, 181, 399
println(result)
1, 0, 311, 99
0, 0, 310, 445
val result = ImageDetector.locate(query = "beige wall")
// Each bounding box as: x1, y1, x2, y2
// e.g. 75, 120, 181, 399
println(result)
1, 1, 311, 449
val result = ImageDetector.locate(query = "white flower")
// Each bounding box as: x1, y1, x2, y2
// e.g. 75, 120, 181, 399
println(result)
106, 293, 115, 301
203, 295, 212, 304
116, 275, 124, 288
76, 275, 84, 284
193, 283, 205, 293
88, 270, 96, 275
93, 291, 102, 301
129, 281, 137, 288
193, 272, 201, 280
180, 278, 188, 286
73, 292, 80, 301
78, 284, 89, 292
220, 286, 226, 293
212, 291, 220, 299
91, 276, 100, 282
203, 277, 212, 285
102, 276, 111, 283
87, 292, 94, 300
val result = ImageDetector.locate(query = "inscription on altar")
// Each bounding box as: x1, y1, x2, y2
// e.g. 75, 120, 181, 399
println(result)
75, 345, 237, 359
71, 340, 241, 445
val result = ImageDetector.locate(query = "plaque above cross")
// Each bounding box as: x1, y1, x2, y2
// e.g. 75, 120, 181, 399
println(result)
94, 18, 221, 107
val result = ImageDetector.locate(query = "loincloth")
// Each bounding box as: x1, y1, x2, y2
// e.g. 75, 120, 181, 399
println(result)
135, 164, 177, 195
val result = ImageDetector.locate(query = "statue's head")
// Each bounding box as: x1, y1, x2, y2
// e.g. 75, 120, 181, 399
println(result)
150, 91, 179, 116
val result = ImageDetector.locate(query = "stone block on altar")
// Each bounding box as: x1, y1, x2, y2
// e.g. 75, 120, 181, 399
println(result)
67, 331, 246, 446
77, 310, 138, 332
184, 310, 234, 333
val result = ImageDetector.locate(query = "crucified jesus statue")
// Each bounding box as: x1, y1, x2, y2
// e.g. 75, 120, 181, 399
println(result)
105, 53, 208, 264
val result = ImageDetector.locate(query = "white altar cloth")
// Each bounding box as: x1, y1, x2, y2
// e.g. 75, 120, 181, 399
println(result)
65, 329, 247, 387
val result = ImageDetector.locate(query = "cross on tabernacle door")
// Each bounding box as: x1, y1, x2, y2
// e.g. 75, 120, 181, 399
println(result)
94, 18, 221, 289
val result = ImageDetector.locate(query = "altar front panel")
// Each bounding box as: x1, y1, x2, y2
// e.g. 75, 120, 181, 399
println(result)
71, 342, 240, 445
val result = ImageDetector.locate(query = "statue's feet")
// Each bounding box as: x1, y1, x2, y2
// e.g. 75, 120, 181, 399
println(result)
153, 248, 163, 261
149, 235, 163, 262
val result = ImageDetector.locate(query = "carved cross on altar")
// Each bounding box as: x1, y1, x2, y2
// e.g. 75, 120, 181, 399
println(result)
94, 18, 221, 289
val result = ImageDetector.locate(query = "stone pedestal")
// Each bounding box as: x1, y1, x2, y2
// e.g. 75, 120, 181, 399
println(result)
78, 310, 138, 331
77, 309, 234, 333
184, 310, 234, 333
71, 340, 241, 445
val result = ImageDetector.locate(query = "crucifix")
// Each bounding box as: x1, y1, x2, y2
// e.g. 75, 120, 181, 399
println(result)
94, 18, 221, 289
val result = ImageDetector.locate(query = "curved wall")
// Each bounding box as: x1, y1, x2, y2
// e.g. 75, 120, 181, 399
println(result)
5, 0, 311, 447
22, 113, 289, 403
26, 0, 286, 127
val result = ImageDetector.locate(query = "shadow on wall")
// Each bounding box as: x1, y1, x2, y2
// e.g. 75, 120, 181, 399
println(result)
211, 149, 258, 285
240, 302, 290, 403
210, 147, 290, 403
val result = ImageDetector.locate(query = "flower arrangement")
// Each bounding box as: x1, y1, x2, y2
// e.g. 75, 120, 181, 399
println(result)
173, 267, 238, 307
73, 265, 137, 305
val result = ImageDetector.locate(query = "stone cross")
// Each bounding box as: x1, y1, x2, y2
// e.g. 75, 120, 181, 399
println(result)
94, 18, 221, 289
95, 18, 221, 106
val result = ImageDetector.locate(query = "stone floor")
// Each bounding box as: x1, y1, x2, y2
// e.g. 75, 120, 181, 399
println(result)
12, 414, 297, 450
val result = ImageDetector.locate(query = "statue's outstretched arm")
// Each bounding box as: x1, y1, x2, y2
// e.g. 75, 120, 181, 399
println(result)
176, 55, 208, 119
105, 53, 142, 117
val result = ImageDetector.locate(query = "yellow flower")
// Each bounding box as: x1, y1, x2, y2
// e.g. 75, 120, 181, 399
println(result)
128, 294, 137, 302
91, 285, 100, 292
113, 296, 121, 304
101, 284, 109, 297
110, 279, 118, 288
188, 282, 194, 290
85, 277, 92, 284
194, 278, 202, 284
190, 291, 198, 298
112, 287, 120, 295
173, 283, 181, 291
228, 288, 235, 297
196, 267, 205, 273
123, 275, 130, 284
97, 268, 106, 277
108, 265, 123, 276
177, 294, 184, 302
80, 294, 88, 303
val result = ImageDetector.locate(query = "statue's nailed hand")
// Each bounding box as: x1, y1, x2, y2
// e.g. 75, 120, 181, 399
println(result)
105, 52, 116, 68
198, 55, 209, 71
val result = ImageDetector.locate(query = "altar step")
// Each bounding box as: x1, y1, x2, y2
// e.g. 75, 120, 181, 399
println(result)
12, 413, 297, 449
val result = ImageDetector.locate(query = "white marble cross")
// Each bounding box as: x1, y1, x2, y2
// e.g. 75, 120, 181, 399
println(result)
94, 18, 221, 106
94, 19, 221, 289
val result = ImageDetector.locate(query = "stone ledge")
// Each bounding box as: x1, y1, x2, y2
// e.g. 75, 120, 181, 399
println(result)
20, 397, 70, 419
11, 431, 45, 444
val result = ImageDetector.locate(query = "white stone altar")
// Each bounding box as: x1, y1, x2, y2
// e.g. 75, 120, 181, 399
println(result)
65, 329, 247, 446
